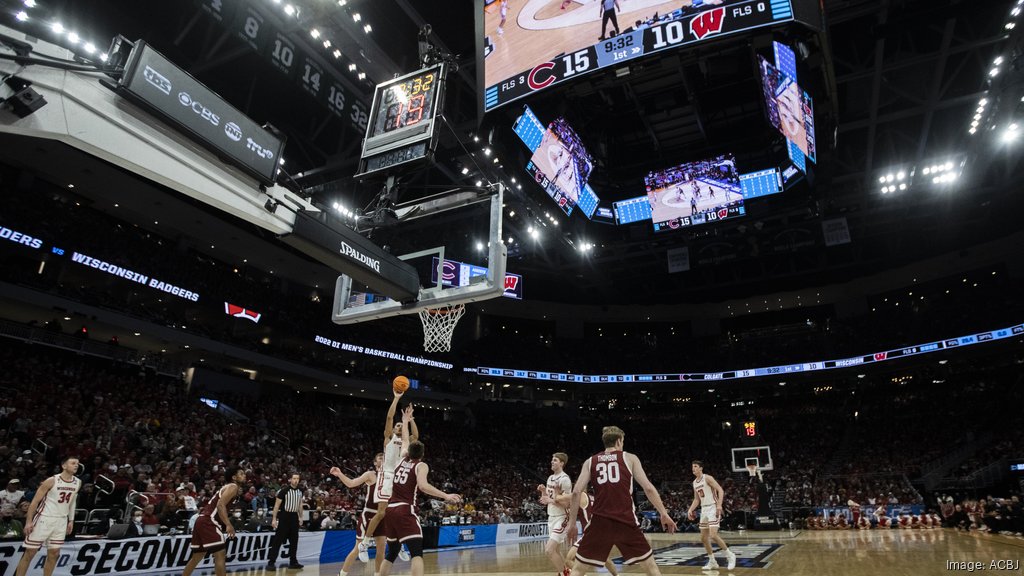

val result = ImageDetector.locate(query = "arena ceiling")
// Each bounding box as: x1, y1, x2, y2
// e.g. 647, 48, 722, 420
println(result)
2, 0, 1022, 306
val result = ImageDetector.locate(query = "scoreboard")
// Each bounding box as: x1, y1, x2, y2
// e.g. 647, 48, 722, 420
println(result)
358, 64, 447, 177
483, 0, 818, 111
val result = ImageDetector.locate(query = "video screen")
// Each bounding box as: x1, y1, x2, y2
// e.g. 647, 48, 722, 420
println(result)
644, 154, 744, 232
758, 55, 816, 165
527, 117, 594, 214
481, 0, 800, 111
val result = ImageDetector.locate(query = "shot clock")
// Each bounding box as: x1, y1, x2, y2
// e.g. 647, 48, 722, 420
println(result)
358, 63, 447, 178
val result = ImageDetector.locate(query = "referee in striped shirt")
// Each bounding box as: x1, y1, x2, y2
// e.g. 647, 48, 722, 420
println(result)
267, 473, 305, 570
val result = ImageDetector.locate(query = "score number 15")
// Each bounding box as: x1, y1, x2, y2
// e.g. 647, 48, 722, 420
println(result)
561, 49, 591, 77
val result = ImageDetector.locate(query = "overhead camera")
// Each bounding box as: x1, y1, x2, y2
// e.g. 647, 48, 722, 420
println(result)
2, 77, 47, 118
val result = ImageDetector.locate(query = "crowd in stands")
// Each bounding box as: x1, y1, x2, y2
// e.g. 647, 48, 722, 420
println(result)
0, 338, 1019, 542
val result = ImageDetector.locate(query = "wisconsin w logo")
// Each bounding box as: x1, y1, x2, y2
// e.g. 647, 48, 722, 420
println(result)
690, 7, 725, 40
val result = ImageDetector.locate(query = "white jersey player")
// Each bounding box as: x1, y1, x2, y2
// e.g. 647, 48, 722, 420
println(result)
538, 453, 572, 576
15, 456, 80, 576
359, 389, 418, 562
687, 461, 735, 571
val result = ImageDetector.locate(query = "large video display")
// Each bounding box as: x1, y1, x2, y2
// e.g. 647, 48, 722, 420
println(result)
644, 154, 744, 232
482, 0, 801, 111
758, 55, 816, 169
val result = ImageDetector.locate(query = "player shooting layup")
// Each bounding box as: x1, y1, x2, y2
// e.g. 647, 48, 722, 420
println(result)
359, 389, 418, 562
378, 406, 461, 576
687, 460, 736, 571
14, 456, 80, 576
566, 426, 676, 576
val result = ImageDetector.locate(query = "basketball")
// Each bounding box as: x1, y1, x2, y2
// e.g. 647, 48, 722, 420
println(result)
393, 375, 410, 393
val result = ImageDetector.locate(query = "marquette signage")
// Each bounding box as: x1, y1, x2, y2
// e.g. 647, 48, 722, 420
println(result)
118, 41, 285, 184
69, 252, 200, 302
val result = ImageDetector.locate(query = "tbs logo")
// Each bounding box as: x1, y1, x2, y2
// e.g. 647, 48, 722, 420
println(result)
143, 66, 171, 95
224, 122, 242, 142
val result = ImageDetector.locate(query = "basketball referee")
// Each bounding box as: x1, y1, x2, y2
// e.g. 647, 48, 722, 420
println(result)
267, 473, 305, 570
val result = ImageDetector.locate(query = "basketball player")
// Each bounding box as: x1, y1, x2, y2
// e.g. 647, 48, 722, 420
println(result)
565, 492, 618, 576
538, 453, 571, 576
181, 467, 246, 576
378, 406, 461, 576
687, 461, 736, 571
331, 455, 387, 576
359, 389, 418, 562
14, 456, 80, 576
565, 426, 676, 576
497, 0, 508, 36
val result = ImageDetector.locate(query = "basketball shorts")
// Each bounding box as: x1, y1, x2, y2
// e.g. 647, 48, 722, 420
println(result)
699, 505, 719, 527
374, 470, 394, 501
576, 516, 651, 566
190, 515, 228, 553
383, 503, 422, 542
548, 514, 569, 543
358, 508, 384, 539
24, 515, 68, 549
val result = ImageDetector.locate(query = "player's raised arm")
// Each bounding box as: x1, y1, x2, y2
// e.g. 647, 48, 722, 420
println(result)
414, 463, 460, 503
627, 452, 677, 533
384, 389, 403, 441
401, 405, 414, 454
330, 467, 375, 490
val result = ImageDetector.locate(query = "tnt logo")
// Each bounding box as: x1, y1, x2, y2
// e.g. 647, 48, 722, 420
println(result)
690, 7, 725, 40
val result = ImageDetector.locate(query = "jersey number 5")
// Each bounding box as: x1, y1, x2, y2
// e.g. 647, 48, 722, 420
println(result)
595, 462, 620, 484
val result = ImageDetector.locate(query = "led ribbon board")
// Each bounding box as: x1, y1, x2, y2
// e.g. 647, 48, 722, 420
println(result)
117, 41, 286, 184
469, 322, 1024, 383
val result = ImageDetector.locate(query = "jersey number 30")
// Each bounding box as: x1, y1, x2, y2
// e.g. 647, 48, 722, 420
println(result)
595, 462, 620, 484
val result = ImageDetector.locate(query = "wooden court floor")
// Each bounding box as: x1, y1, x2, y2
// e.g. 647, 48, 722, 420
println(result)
205, 529, 1024, 576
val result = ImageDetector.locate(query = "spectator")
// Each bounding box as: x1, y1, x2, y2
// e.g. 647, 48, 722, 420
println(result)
0, 480, 24, 516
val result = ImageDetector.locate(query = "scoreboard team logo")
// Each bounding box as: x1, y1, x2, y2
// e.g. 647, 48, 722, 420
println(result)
633, 542, 783, 569
689, 7, 727, 40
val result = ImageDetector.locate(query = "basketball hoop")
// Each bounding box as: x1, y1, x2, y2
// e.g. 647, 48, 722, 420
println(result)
418, 303, 465, 353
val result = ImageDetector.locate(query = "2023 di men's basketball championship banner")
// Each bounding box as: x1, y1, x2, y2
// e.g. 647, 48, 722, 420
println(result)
480, 0, 820, 111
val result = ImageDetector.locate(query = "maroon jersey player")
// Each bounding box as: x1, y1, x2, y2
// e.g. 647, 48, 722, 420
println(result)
379, 406, 461, 576
331, 453, 387, 576
566, 426, 676, 576
182, 467, 246, 576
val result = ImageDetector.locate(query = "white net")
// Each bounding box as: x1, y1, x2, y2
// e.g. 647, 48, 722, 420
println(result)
417, 303, 466, 353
